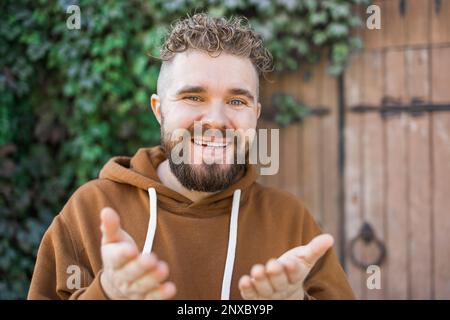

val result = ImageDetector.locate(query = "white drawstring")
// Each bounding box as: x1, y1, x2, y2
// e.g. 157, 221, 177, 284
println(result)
141, 187, 242, 300
221, 189, 241, 300
142, 187, 157, 255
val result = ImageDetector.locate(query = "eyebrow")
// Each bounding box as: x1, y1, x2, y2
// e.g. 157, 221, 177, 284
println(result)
175, 85, 255, 102
175, 85, 207, 96
228, 88, 255, 102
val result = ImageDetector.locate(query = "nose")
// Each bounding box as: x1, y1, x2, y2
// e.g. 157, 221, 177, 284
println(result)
200, 100, 231, 129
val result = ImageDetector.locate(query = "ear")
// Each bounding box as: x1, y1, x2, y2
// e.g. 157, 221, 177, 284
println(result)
256, 102, 261, 119
150, 94, 162, 124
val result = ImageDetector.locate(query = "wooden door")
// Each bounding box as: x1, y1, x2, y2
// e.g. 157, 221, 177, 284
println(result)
343, 0, 450, 299
258, 0, 450, 299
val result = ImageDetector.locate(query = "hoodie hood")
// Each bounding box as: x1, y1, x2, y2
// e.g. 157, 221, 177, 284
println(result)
98, 146, 259, 216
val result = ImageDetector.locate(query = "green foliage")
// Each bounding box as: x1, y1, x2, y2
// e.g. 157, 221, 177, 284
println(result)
273, 93, 310, 127
0, 0, 367, 298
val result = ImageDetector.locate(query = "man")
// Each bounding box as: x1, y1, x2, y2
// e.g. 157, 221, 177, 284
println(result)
28, 13, 354, 300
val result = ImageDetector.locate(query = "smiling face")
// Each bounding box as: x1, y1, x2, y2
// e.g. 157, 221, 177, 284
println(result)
151, 49, 261, 192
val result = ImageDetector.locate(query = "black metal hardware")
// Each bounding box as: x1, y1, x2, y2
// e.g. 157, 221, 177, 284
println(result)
349, 222, 386, 270
350, 97, 450, 118
309, 107, 331, 117
435, 0, 442, 15
261, 106, 330, 123
400, 0, 406, 17
261, 92, 331, 123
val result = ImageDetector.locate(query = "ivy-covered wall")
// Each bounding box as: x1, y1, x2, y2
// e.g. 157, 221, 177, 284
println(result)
0, 0, 368, 299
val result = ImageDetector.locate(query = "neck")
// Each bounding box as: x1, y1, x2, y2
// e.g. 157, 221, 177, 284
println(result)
156, 159, 219, 202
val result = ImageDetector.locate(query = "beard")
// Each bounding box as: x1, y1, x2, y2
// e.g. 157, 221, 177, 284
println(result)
160, 120, 248, 193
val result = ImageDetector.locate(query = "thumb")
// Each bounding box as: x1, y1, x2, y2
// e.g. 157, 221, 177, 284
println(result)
100, 207, 126, 245
280, 234, 334, 269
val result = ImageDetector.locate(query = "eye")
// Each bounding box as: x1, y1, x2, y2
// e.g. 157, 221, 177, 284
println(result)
229, 99, 247, 106
184, 96, 202, 102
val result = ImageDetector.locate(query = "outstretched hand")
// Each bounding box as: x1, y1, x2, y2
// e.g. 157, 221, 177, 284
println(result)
238, 234, 334, 300
99, 207, 176, 299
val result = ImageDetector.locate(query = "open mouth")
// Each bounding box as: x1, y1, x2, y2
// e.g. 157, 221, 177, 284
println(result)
191, 138, 230, 148
187, 136, 238, 164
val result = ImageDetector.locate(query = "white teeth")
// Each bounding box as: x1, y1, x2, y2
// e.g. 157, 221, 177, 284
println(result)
193, 139, 228, 148
206, 141, 227, 147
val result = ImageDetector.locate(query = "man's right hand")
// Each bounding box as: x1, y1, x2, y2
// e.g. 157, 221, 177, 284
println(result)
99, 207, 176, 300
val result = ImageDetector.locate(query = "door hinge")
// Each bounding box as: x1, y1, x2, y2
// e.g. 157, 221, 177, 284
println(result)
350, 97, 450, 118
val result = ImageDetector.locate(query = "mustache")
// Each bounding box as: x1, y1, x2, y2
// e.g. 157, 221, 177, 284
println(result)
188, 123, 229, 138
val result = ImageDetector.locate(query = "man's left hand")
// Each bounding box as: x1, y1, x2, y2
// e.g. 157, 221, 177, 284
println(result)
238, 234, 334, 300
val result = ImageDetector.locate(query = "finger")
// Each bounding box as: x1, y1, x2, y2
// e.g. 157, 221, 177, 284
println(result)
290, 234, 334, 268
249, 264, 274, 297
280, 257, 303, 284
144, 282, 177, 300
116, 253, 158, 284
101, 207, 125, 245
127, 260, 170, 293
102, 242, 139, 270
128, 273, 160, 294
265, 259, 289, 291
239, 275, 258, 300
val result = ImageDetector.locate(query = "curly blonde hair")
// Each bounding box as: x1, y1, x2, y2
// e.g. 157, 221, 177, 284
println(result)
160, 13, 273, 77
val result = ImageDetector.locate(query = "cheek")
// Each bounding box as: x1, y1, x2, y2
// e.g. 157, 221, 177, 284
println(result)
228, 110, 258, 150
229, 109, 258, 130
162, 105, 199, 132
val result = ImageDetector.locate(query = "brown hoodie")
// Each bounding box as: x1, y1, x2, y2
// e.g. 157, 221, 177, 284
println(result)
28, 146, 355, 300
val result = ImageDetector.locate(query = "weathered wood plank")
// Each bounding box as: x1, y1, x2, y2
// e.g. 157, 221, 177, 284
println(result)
317, 61, 341, 258
384, 49, 409, 299
382, 0, 407, 47
405, 0, 430, 46
280, 71, 302, 199
431, 0, 450, 44
361, 50, 386, 300
406, 48, 433, 299
300, 67, 323, 225
431, 46, 450, 299
344, 53, 365, 299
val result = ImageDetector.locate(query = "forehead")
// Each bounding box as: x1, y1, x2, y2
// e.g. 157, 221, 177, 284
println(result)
167, 50, 259, 94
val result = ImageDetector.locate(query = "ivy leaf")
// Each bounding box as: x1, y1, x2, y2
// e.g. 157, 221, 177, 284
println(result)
313, 32, 328, 45
332, 42, 349, 63
327, 23, 349, 38
309, 12, 328, 25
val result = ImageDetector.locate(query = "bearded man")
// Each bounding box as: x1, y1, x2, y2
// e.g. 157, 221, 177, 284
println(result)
28, 13, 354, 300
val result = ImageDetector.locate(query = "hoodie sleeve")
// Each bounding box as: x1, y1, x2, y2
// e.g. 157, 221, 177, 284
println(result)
27, 213, 109, 300
301, 205, 355, 300
27, 180, 111, 300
